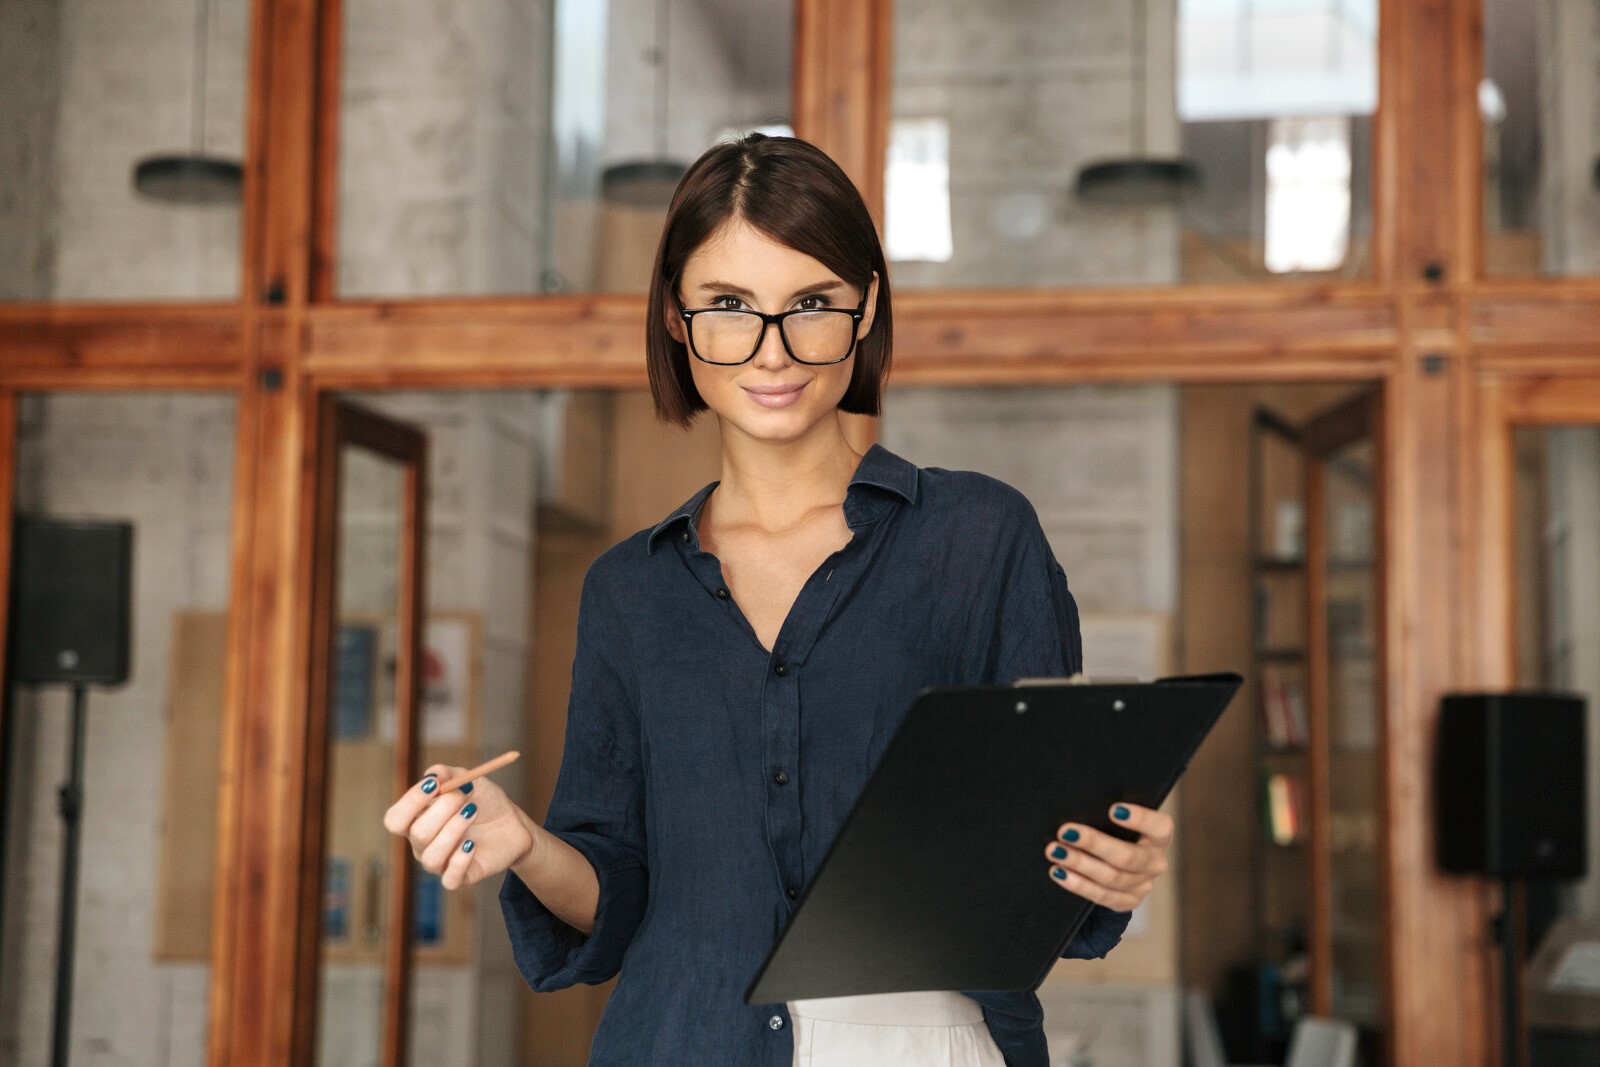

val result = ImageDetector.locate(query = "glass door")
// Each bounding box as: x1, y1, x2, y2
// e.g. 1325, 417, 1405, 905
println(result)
1303, 389, 1386, 1057
299, 397, 428, 1067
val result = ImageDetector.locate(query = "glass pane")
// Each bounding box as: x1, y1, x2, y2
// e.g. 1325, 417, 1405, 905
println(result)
317, 442, 409, 1066
1512, 427, 1600, 1067
0, 0, 249, 301
1319, 436, 1383, 1043
1483, 0, 1600, 276
303, 390, 721, 1062
887, 0, 1375, 288
1, 393, 237, 1064
337, 0, 794, 299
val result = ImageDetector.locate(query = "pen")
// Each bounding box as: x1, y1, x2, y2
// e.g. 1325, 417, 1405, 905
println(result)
437, 750, 520, 794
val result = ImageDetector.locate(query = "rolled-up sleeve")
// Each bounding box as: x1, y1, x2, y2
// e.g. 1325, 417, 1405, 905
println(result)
500, 567, 648, 991
991, 516, 1133, 963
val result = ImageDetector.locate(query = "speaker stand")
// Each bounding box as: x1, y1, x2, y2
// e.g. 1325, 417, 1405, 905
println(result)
1495, 875, 1522, 1067
50, 684, 88, 1067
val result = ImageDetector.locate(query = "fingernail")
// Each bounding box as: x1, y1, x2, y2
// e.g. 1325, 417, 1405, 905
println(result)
1050, 846, 1068, 861
460, 803, 477, 819
462, 839, 475, 854
1114, 805, 1131, 820
420, 779, 438, 795
1062, 828, 1080, 843
1051, 868, 1067, 881
459, 781, 474, 795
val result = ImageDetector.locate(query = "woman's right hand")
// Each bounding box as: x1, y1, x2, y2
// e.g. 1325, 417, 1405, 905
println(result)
383, 764, 538, 891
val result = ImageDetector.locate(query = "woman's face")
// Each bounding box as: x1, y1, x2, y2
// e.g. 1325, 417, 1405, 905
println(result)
667, 218, 877, 446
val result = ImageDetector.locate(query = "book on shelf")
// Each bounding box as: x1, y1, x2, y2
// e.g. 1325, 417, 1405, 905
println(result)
1263, 771, 1305, 845
1261, 671, 1309, 747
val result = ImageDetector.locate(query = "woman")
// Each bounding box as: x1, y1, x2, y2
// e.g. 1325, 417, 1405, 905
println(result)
384, 134, 1174, 1066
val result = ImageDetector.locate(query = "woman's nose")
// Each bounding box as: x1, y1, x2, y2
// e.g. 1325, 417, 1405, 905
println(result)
751, 321, 792, 369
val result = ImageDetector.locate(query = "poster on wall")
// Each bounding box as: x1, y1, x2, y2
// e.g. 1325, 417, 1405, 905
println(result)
377, 614, 479, 745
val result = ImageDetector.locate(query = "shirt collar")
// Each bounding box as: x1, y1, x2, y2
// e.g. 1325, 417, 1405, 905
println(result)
645, 443, 919, 554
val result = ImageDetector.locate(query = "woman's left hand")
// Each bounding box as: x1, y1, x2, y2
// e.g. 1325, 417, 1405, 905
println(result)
1042, 803, 1173, 912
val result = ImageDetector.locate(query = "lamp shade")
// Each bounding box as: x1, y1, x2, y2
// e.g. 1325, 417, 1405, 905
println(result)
601, 160, 687, 208
133, 154, 243, 204
1074, 157, 1201, 206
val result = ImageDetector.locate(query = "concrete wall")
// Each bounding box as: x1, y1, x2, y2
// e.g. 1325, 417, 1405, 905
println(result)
55, 0, 248, 300
339, 0, 786, 298
1536, 0, 1600, 274
0, 0, 248, 302
338, 0, 556, 297
0, 0, 64, 301
889, 0, 1181, 288
0, 393, 237, 1067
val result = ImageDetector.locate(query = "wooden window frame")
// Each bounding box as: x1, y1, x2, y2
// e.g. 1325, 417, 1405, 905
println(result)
2, 0, 1593, 1064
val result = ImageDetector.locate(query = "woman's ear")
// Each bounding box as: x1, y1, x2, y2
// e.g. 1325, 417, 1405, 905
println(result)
663, 291, 687, 343
857, 271, 881, 339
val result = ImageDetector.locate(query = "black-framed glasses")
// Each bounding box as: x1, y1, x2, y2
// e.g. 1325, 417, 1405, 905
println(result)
676, 294, 868, 366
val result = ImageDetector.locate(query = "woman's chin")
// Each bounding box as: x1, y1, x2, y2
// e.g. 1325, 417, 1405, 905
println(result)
714, 403, 835, 444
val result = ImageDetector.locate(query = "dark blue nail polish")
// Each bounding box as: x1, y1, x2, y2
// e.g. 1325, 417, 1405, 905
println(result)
1114, 805, 1131, 821
420, 779, 438, 795
423, 772, 438, 779
460, 803, 477, 819
459, 781, 474, 795
462, 839, 475, 854
1050, 846, 1068, 861
1062, 828, 1080, 843
1051, 868, 1067, 881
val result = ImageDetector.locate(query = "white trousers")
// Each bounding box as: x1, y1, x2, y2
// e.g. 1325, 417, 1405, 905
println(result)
787, 991, 1007, 1067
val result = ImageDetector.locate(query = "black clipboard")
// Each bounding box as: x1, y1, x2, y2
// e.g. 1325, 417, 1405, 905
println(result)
744, 672, 1242, 1005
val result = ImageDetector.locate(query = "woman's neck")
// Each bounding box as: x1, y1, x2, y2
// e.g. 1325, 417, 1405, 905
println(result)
709, 416, 864, 535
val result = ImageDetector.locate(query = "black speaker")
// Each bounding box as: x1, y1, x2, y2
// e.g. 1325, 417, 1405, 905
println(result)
1436, 692, 1587, 878
10, 517, 134, 686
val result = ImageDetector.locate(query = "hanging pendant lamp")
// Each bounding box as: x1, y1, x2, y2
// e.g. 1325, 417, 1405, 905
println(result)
601, 0, 687, 208
133, 0, 242, 203
1074, 0, 1200, 205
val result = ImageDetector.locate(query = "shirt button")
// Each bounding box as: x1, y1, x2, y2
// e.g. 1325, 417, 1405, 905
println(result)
774, 663, 787, 676
773, 770, 789, 785
681, 531, 689, 542
716, 588, 729, 599
786, 886, 798, 900
769, 1015, 785, 1031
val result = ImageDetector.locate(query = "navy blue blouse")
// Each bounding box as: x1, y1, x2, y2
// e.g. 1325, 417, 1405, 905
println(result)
500, 443, 1132, 1066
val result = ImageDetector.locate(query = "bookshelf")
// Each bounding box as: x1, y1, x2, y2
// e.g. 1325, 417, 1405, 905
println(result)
1246, 407, 1313, 1058
1243, 396, 1387, 1059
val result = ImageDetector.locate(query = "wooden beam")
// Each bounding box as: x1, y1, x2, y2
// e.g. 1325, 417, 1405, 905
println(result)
0, 310, 248, 388
793, 0, 891, 221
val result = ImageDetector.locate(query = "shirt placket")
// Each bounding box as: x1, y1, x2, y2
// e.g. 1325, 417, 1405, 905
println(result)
674, 498, 892, 906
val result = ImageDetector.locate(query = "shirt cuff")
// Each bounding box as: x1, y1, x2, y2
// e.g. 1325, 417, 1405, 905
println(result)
498, 830, 647, 992
1059, 905, 1133, 960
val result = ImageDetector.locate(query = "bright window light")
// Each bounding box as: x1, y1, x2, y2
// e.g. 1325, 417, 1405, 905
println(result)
1265, 116, 1352, 273
716, 123, 794, 143
885, 118, 953, 263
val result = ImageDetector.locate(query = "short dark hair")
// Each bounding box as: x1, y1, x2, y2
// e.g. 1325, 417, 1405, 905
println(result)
646, 134, 893, 428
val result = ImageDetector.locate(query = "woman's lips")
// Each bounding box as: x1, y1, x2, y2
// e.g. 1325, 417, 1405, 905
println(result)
742, 382, 807, 409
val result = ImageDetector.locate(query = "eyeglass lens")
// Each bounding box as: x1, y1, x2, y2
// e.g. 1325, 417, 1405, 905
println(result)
690, 310, 855, 365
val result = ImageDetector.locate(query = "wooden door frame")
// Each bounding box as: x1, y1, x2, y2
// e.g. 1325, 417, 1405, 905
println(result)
294, 394, 428, 1067
1302, 390, 1389, 1031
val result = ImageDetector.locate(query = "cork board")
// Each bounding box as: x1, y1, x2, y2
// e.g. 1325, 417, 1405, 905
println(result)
154, 610, 482, 965
154, 611, 227, 961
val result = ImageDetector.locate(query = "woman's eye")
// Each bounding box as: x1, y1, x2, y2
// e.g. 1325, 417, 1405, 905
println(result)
796, 295, 831, 310
710, 295, 746, 310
